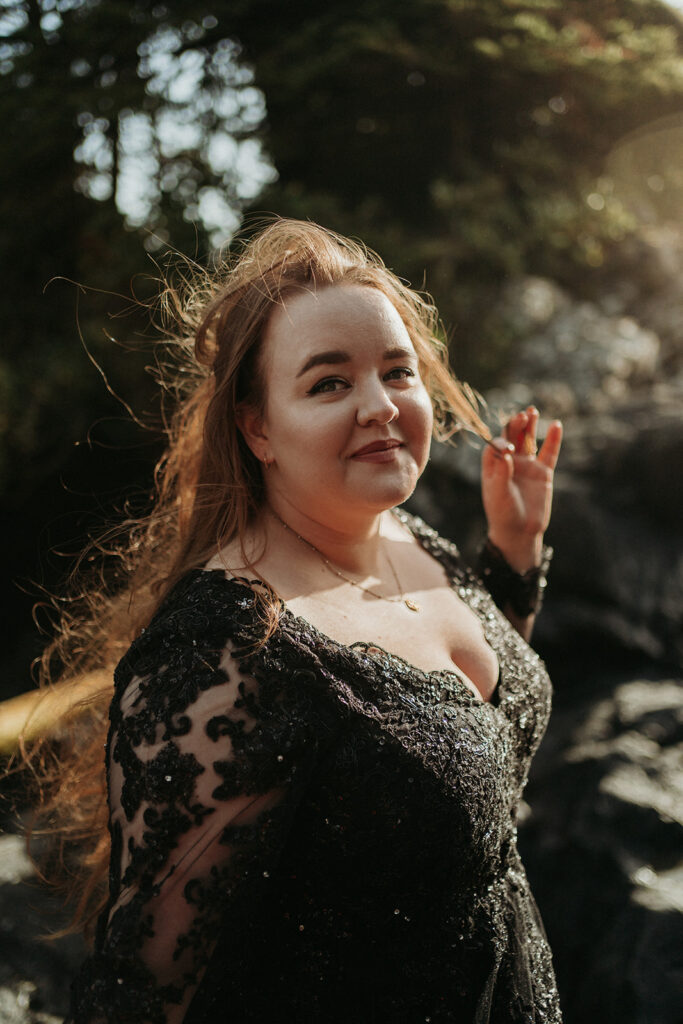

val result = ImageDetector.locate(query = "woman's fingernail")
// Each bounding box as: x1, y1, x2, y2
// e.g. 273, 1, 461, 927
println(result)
492, 437, 515, 453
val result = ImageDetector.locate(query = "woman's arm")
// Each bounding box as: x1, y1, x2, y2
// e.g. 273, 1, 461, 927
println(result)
480, 406, 563, 641
68, 632, 316, 1024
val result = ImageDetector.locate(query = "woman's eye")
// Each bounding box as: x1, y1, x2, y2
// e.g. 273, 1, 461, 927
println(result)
308, 367, 415, 395
385, 366, 415, 381
309, 377, 347, 395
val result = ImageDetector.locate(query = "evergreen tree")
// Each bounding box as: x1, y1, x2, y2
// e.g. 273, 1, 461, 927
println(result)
0, 0, 270, 691
227, 0, 683, 377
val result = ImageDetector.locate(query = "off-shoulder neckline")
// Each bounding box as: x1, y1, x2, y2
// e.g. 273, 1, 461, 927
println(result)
281, 606, 496, 707
195, 509, 500, 707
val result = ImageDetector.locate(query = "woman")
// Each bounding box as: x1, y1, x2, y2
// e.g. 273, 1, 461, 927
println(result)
46, 218, 562, 1022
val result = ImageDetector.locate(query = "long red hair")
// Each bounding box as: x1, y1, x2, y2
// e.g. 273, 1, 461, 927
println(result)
20, 217, 490, 936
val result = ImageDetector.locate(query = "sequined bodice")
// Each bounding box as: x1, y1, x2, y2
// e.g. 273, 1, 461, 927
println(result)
67, 512, 562, 1023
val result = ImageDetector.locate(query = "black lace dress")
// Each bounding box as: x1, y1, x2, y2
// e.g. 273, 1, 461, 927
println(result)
67, 512, 562, 1023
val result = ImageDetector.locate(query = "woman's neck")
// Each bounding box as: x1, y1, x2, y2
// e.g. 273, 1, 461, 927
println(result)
263, 498, 390, 577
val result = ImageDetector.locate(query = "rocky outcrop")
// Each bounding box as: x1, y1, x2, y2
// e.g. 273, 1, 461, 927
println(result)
413, 273, 683, 666
0, 829, 85, 1023
415, 398, 683, 668
541, 383, 683, 667
520, 674, 683, 1024
489, 275, 662, 417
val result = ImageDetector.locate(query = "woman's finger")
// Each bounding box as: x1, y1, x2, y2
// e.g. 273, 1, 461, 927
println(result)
506, 406, 538, 455
504, 410, 525, 446
482, 438, 515, 480
519, 407, 539, 456
536, 420, 563, 470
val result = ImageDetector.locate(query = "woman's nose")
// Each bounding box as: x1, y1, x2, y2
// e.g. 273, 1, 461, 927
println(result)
355, 380, 399, 426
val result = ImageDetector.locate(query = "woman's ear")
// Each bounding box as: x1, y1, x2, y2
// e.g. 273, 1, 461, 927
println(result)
236, 403, 271, 464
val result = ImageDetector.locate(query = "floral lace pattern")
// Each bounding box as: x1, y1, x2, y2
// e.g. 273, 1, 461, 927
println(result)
67, 511, 562, 1023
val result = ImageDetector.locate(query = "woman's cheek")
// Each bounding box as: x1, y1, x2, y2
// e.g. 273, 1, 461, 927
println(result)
396, 389, 431, 472
409, 386, 434, 437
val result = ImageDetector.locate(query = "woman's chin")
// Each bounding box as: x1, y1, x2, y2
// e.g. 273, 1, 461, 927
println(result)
274, 467, 421, 523
351, 473, 419, 512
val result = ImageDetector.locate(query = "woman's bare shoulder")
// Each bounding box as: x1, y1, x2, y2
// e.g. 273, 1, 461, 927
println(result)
203, 528, 264, 577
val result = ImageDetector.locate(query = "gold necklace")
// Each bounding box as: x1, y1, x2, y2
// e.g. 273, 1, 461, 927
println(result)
271, 510, 421, 613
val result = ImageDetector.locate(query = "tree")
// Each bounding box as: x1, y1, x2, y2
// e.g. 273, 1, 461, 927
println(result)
225, 0, 683, 377
0, 0, 272, 695
0, 0, 273, 492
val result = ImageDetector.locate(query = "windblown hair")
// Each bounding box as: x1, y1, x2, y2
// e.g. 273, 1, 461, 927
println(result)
20, 217, 490, 936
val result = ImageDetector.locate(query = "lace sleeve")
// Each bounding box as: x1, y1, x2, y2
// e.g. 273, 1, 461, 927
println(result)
68, 606, 317, 1024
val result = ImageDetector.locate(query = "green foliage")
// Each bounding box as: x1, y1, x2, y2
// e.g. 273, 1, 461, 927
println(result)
226, 0, 683, 378
0, 0, 273, 682
0, 0, 273, 500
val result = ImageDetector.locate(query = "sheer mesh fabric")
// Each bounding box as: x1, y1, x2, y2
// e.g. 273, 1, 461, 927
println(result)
108, 662, 296, 1021
68, 582, 319, 1023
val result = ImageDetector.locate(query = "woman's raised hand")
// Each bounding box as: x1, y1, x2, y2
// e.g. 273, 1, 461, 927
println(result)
481, 406, 563, 572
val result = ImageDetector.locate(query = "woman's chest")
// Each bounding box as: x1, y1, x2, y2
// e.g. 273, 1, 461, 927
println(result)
288, 583, 500, 703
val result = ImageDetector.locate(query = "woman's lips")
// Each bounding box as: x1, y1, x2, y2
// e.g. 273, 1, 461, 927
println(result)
350, 440, 404, 462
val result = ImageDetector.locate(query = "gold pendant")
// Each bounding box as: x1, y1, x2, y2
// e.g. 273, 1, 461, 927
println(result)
404, 599, 421, 612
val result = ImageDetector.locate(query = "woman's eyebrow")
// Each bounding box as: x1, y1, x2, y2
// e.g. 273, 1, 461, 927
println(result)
296, 346, 415, 377
384, 346, 415, 361
297, 350, 349, 377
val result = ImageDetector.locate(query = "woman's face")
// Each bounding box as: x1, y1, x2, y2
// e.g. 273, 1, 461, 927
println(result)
241, 284, 434, 528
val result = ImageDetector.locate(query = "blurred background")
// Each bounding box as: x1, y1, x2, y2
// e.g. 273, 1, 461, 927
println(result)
1, 1, 682, 1021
